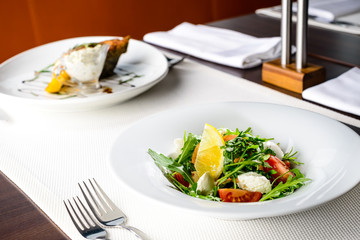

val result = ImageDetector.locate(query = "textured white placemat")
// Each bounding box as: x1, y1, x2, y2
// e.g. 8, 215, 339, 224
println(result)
0, 58, 359, 240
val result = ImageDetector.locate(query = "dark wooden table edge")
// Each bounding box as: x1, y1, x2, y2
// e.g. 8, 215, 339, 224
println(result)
0, 170, 70, 239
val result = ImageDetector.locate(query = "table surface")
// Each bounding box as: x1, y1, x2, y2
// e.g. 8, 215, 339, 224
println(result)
0, 13, 359, 239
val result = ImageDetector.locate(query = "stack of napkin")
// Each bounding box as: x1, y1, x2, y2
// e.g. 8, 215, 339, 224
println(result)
302, 67, 360, 116
293, 0, 360, 22
143, 22, 282, 69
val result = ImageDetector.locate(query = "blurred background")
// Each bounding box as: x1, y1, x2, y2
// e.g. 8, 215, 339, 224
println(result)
0, 0, 280, 63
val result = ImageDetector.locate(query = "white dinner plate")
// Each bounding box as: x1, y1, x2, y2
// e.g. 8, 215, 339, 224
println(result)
0, 36, 168, 112
109, 102, 360, 220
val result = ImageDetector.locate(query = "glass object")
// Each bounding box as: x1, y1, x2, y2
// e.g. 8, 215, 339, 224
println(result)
62, 43, 110, 92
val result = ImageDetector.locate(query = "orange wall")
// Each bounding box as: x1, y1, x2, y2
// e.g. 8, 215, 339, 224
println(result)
0, 0, 280, 63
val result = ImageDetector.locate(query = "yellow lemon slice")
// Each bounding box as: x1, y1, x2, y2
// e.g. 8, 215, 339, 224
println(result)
45, 70, 71, 93
194, 123, 225, 179
45, 77, 62, 93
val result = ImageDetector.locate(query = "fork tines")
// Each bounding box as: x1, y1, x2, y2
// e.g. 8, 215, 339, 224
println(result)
78, 179, 147, 239
79, 178, 127, 225
63, 197, 107, 239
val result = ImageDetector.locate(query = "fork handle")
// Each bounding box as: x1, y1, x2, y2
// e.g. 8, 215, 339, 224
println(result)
119, 225, 148, 240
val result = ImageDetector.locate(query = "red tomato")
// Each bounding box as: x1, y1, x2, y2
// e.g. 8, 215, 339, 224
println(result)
218, 189, 262, 202
174, 172, 189, 187
223, 134, 238, 142
284, 160, 291, 168
264, 155, 295, 183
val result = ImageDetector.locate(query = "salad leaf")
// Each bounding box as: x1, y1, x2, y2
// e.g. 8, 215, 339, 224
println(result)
176, 132, 199, 164
148, 148, 221, 200
259, 169, 310, 201
217, 159, 259, 186
283, 148, 303, 165
148, 149, 195, 185
148, 126, 310, 203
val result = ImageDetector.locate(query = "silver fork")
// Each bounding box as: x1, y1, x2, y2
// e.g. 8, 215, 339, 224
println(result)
79, 179, 147, 240
165, 55, 187, 69
64, 196, 108, 240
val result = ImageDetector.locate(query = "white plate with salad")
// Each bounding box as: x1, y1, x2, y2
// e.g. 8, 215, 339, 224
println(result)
0, 36, 168, 112
109, 102, 360, 220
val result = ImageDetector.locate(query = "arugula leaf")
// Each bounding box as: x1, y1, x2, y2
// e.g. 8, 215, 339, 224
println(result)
216, 159, 259, 185
148, 126, 310, 203
149, 152, 221, 200
148, 149, 195, 185
187, 190, 221, 201
176, 132, 199, 164
166, 173, 190, 194
283, 148, 303, 165
260, 170, 310, 201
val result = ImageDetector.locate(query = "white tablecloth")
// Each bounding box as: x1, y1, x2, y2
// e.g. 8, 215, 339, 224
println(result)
1, 56, 359, 240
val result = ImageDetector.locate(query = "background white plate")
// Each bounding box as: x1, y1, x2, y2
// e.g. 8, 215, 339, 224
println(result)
109, 102, 360, 220
0, 36, 168, 112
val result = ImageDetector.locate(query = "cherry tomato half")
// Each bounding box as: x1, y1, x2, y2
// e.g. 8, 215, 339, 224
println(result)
174, 172, 189, 187
218, 189, 262, 202
264, 155, 295, 184
223, 134, 238, 142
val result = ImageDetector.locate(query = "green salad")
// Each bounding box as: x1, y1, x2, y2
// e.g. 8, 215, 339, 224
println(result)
148, 124, 310, 202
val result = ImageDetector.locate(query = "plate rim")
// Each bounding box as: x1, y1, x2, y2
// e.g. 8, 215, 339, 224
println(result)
108, 101, 360, 220
0, 36, 168, 111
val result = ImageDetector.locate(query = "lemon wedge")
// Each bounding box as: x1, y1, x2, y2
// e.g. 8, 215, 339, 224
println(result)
194, 123, 225, 179
45, 77, 62, 93
45, 70, 71, 93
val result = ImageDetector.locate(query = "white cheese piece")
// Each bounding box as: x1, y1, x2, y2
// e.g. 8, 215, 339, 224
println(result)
237, 172, 271, 194
63, 44, 108, 82
218, 128, 230, 135
196, 171, 215, 195
264, 141, 284, 159
168, 138, 184, 159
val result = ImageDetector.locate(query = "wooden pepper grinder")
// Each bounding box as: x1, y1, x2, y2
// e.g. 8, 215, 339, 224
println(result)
262, 0, 325, 94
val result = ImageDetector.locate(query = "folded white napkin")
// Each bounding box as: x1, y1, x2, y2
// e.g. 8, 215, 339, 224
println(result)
143, 22, 282, 69
293, 0, 360, 22
302, 67, 360, 116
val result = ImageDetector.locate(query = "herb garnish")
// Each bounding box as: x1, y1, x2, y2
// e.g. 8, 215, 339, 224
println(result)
22, 63, 54, 83
260, 169, 310, 201
148, 126, 310, 203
